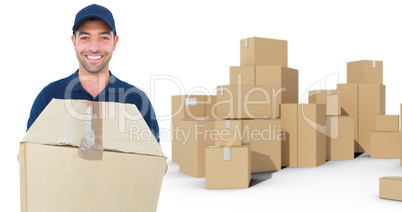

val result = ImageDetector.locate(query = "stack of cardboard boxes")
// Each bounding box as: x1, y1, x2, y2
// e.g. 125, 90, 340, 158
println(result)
343, 60, 386, 153
172, 37, 298, 189
308, 90, 354, 161
171, 38, 400, 191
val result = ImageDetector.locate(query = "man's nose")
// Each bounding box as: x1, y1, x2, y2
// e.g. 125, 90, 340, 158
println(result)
89, 40, 100, 53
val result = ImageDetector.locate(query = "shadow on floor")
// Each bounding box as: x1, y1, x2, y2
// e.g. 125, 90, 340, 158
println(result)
249, 171, 276, 187
354, 152, 363, 158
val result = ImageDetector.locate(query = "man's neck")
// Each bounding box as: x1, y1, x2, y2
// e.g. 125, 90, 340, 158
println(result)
78, 68, 110, 99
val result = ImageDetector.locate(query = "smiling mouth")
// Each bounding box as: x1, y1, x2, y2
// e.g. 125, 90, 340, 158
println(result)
85, 55, 103, 60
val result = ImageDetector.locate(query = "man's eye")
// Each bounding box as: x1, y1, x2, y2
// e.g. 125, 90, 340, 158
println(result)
102, 37, 110, 40
80, 37, 89, 40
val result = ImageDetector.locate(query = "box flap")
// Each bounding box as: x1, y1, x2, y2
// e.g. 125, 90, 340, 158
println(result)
21, 99, 165, 158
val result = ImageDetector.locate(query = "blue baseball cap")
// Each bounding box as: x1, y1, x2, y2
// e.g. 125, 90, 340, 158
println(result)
72, 4, 116, 35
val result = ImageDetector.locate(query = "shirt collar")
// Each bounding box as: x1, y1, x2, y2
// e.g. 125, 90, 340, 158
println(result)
66, 69, 124, 93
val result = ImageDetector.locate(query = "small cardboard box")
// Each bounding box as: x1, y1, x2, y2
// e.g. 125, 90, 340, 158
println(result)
214, 119, 243, 147
347, 60, 383, 84
326, 116, 354, 160
380, 176, 402, 201
298, 104, 326, 167
20, 99, 166, 212
230, 66, 256, 85
308, 90, 340, 116
358, 84, 386, 153
280, 104, 298, 167
177, 120, 215, 178
171, 95, 216, 121
337, 83, 358, 152
256, 66, 298, 117
205, 145, 251, 189
240, 37, 287, 67
242, 119, 282, 172
375, 115, 399, 132
370, 132, 400, 159
216, 85, 273, 119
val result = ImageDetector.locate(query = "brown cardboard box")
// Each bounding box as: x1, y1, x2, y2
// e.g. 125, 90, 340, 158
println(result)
326, 116, 354, 160
375, 115, 399, 132
380, 176, 402, 201
205, 145, 251, 189
215, 85, 273, 119
358, 84, 386, 153
280, 104, 298, 167
240, 37, 287, 67
256, 66, 298, 117
171, 95, 216, 163
308, 90, 340, 116
337, 83, 358, 152
20, 99, 166, 212
177, 119, 215, 178
347, 60, 383, 84
370, 132, 400, 158
298, 104, 326, 167
230, 66, 256, 85
172, 95, 216, 121
214, 119, 243, 147
242, 119, 282, 172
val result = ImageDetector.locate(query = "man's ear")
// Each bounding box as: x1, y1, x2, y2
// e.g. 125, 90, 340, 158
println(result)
113, 35, 119, 51
71, 34, 76, 49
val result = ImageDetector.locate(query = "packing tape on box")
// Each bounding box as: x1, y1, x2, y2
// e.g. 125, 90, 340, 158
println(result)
327, 90, 332, 98
79, 101, 103, 160
226, 120, 230, 128
223, 147, 231, 161
186, 98, 197, 105
245, 38, 248, 47
373, 60, 376, 68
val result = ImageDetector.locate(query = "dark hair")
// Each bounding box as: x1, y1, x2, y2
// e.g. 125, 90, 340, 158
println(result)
73, 18, 116, 37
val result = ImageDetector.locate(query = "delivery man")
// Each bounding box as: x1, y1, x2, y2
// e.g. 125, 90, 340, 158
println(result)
22, 4, 167, 173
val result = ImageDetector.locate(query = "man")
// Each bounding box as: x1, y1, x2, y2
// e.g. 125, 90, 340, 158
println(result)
24, 4, 167, 173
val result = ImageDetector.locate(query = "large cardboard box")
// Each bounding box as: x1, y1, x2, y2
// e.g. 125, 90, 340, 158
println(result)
171, 95, 216, 163
256, 66, 298, 117
358, 84, 386, 153
214, 119, 243, 147
230, 66, 256, 85
20, 99, 166, 212
347, 60, 383, 84
298, 104, 326, 167
240, 37, 287, 67
242, 119, 282, 172
326, 116, 354, 160
177, 120, 215, 178
370, 132, 400, 158
216, 85, 273, 119
375, 115, 399, 132
205, 145, 251, 189
337, 83, 358, 152
308, 90, 340, 116
380, 176, 402, 201
280, 104, 298, 167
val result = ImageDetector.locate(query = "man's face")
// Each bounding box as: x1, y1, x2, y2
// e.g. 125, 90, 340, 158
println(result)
72, 19, 119, 74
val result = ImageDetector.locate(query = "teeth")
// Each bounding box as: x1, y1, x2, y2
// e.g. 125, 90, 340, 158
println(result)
86, 55, 102, 60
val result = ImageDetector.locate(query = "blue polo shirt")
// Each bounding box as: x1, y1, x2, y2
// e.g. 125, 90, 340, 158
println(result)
27, 70, 160, 142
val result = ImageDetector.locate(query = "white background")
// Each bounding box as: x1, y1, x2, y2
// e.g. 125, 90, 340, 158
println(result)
1, 0, 402, 211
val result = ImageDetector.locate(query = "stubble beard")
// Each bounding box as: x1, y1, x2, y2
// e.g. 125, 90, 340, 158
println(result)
77, 51, 112, 74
